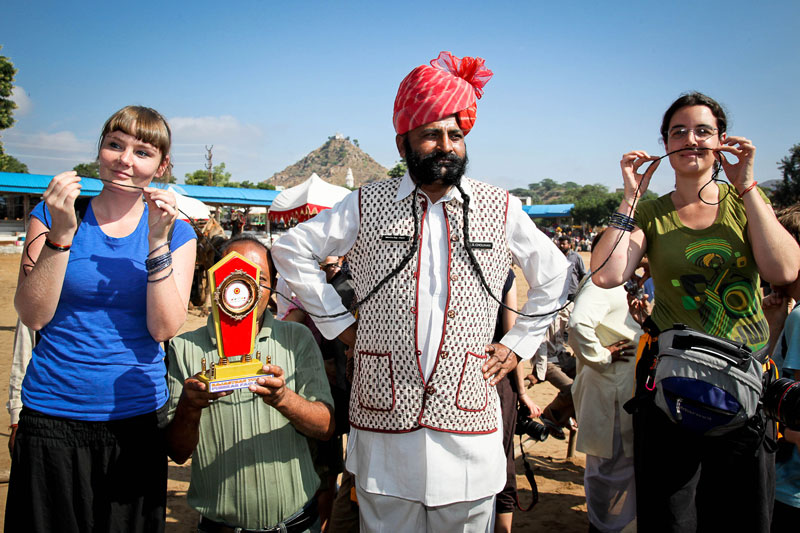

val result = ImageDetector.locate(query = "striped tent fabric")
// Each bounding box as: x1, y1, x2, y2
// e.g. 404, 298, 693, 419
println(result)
393, 51, 493, 136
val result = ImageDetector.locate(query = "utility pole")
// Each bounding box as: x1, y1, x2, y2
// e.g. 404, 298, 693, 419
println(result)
205, 145, 214, 186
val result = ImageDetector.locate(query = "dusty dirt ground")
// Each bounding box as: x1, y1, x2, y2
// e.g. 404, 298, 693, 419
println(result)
0, 253, 591, 532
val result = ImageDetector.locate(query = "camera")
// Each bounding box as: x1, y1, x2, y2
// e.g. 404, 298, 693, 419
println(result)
624, 279, 645, 300
762, 377, 800, 430
515, 404, 549, 442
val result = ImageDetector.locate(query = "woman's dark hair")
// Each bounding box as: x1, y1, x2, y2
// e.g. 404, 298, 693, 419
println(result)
777, 205, 800, 245
660, 92, 727, 142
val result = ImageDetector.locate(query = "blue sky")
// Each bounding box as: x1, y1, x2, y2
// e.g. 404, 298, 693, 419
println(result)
1, 0, 798, 196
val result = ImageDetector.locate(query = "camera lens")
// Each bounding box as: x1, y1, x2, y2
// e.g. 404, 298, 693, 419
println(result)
515, 405, 549, 441
763, 377, 800, 430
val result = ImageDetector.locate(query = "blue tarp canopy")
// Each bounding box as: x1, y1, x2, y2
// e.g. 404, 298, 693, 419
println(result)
0, 172, 279, 207
522, 203, 574, 218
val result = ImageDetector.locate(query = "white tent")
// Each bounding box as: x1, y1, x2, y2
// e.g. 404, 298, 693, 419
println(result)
268, 173, 350, 223
168, 186, 211, 220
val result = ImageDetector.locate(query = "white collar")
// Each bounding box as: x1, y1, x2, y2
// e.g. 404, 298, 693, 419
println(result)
394, 172, 475, 210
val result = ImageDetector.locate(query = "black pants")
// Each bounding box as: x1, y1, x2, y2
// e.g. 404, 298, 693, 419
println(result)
6, 407, 168, 533
496, 375, 518, 514
632, 344, 775, 532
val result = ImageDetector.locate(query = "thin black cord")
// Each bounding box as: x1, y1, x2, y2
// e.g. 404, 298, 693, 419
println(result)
589, 146, 723, 279
22, 150, 730, 319
453, 146, 725, 319
261, 185, 424, 319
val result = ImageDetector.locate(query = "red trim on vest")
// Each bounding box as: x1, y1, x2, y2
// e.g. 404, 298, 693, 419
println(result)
503, 190, 509, 225
355, 188, 363, 248
416, 423, 498, 435
413, 193, 428, 386
356, 350, 395, 412
455, 351, 490, 412
348, 420, 424, 434
417, 202, 455, 427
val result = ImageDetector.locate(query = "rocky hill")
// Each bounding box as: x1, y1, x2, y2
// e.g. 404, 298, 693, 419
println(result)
268, 134, 389, 188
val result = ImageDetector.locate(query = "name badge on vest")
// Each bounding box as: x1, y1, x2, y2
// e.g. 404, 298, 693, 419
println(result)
381, 234, 411, 242
467, 241, 493, 250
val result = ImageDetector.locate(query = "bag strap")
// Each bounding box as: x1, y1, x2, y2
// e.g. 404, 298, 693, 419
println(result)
515, 434, 539, 512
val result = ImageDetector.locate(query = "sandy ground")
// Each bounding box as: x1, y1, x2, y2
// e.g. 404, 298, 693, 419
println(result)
0, 252, 591, 532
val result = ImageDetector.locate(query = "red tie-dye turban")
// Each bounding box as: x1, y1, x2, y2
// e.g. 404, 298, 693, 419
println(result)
393, 51, 493, 136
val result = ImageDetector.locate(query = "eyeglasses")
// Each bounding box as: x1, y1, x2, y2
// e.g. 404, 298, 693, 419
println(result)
668, 126, 718, 142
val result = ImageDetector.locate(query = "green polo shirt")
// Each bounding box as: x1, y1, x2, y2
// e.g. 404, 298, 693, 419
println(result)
167, 312, 333, 529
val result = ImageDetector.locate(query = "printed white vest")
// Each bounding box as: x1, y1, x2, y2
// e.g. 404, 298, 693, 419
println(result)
347, 177, 511, 433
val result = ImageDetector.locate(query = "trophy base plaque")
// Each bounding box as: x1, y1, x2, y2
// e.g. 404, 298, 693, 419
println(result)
197, 354, 273, 393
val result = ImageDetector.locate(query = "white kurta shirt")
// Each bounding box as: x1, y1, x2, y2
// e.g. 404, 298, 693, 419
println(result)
568, 279, 642, 459
272, 173, 569, 506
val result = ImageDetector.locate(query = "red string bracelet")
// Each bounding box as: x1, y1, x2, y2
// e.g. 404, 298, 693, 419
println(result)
738, 181, 758, 199
44, 237, 71, 252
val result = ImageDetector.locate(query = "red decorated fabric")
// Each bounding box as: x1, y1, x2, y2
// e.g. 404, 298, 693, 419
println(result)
267, 203, 330, 224
393, 51, 493, 136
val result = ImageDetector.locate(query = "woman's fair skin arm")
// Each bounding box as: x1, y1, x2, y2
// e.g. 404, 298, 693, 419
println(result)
144, 187, 196, 341
15, 172, 82, 329
717, 137, 800, 285
591, 152, 656, 288
501, 278, 542, 416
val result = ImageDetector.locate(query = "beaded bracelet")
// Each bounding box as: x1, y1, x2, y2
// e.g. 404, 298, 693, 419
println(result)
147, 267, 173, 283
608, 212, 635, 232
738, 181, 758, 199
44, 237, 71, 252
145, 251, 172, 275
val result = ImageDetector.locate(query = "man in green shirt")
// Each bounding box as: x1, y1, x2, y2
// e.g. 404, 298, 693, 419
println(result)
166, 235, 335, 532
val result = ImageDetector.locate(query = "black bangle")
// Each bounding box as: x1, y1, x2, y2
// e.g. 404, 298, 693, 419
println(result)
44, 237, 71, 252
145, 251, 172, 275
608, 212, 635, 232
147, 241, 170, 257
147, 267, 173, 283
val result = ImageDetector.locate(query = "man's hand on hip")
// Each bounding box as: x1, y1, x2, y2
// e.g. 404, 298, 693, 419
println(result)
482, 343, 519, 386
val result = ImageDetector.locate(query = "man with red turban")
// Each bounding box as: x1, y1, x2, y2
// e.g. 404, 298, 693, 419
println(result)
273, 52, 569, 531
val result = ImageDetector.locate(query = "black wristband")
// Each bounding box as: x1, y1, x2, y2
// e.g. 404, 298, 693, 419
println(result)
44, 237, 71, 252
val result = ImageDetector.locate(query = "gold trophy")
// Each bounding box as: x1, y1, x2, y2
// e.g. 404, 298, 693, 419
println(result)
197, 251, 271, 392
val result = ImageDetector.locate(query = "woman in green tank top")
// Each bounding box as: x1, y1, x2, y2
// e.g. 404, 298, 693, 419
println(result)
590, 92, 800, 532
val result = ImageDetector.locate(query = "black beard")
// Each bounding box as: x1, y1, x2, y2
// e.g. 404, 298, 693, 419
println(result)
404, 137, 468, 186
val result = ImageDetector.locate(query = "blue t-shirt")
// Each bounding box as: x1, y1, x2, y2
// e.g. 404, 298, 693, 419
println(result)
643, 277, 655, 302
22, 200, 195, 421
775, 304, 800, 509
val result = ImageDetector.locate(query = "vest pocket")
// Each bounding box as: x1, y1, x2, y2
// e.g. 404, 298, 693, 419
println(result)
357, 350, 395, 411
455, 351, 489, 412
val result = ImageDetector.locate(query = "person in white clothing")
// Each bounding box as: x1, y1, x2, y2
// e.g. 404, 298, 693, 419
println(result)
271, 51, 569, 532
569, 232, 642, 533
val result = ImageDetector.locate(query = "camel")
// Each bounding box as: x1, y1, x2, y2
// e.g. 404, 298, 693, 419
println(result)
190, 216, 228, 311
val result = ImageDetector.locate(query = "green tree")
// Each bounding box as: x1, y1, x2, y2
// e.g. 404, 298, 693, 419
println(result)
571, 191, 623, 227
239, 180, 275, 190
0, 150, 28, 173
0, 46, 20, 171
73, 161, 100, 178
387, 160, 407, 179
185, 162, 234, 187
0, 46, 17, 131
771, 143, 800, 208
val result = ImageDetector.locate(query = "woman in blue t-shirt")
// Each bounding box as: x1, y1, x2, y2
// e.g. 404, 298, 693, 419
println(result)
7, 106, 197, 532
